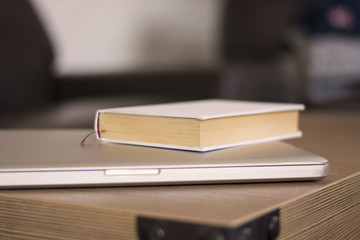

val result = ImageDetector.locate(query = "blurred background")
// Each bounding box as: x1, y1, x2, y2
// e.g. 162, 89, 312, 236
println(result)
1, 0, 359, 128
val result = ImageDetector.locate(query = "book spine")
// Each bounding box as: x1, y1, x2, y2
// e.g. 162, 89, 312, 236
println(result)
94, 111, 101, 139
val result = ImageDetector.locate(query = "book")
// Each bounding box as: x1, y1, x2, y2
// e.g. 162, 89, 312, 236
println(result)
95, 99, 304, 151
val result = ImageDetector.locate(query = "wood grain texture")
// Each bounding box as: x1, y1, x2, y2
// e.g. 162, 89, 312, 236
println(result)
0, 110, 359, 240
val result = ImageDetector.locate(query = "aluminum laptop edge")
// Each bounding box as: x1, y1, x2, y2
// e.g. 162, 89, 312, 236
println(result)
0, 130, 329, 188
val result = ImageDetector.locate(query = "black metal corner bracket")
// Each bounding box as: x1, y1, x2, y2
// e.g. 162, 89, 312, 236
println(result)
137, 208, 280, 240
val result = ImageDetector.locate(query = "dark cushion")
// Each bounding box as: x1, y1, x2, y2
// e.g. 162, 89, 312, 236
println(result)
0, 0, 54, 112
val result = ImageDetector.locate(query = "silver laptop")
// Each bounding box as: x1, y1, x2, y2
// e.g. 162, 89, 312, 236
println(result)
0, 130, 329, 188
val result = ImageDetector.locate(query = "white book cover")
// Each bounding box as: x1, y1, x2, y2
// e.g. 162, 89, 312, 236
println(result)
95, 99, 305, 151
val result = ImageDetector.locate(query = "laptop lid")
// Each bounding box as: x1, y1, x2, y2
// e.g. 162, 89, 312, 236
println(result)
0, 130, 329, 188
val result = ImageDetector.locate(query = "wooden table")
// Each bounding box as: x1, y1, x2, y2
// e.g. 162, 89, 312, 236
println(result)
0, 111, 359, 240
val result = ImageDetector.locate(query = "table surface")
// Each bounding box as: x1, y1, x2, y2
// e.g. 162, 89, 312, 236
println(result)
0, 110, 359, 239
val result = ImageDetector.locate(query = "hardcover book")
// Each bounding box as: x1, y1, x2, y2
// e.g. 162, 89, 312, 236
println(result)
95, 99, 304, 151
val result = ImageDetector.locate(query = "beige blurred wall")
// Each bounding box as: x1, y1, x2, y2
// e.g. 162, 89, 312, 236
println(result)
30, 0, 222, 77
